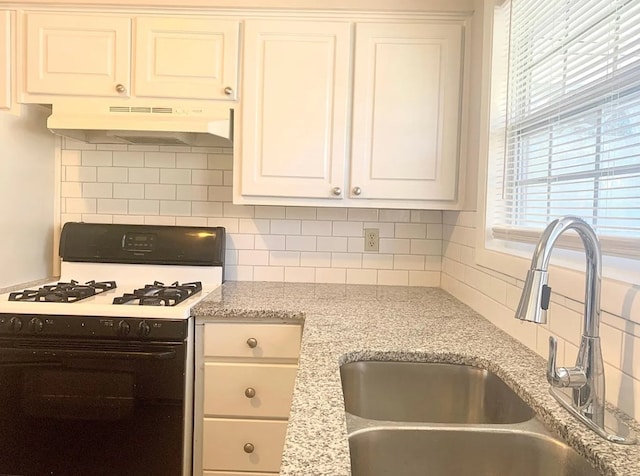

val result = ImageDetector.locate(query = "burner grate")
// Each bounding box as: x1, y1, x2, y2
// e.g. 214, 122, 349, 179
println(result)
8, 280, 117, 303
113, 281, 202, 307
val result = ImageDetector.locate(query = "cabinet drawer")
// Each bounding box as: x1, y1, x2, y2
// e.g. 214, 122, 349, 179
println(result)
204, 362, 297, 418
204, 323, 301, 360
202, 418, 288, 472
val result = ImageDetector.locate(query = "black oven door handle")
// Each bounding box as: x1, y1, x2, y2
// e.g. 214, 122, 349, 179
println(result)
0, 346, 177, 360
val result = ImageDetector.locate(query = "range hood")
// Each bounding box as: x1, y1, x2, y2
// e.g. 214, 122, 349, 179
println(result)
46, 98, 234, 146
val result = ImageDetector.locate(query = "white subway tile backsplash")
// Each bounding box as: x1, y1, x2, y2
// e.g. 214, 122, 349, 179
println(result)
177, 152, 207, 169
271, 220, 301, 235
239, 250, 270, 266
269, 251, 300, 266
129, 168, 159, 184
145, 184, 176, 200
113, 151, 144, 167
192, 170, 223, 186
145, 152, 176, 168
317, 207, 348, 221
208, 186, 233, 202
97, 199, 128, 215
161, 169, 191, 185
61, 150, 81, 165
302, 220, 332, 236
128, 199, 159, 215
379, 238, 411, 254
177, 185, 208, 201
160, 200, 191, 216
395, 223, 427, 239
300, 252, 331, 268
59, 144, 447, 289
113, 183, 144, 199
65, 166, 97, 182
82, 150, 112, 166
380, 209, 411, 222
332, 221, 363, 237
83, 183, 112, 198
409, 270, 440, 287
286, 235, 317, 252
317, 236, 348, 252
239, 219, 270, 235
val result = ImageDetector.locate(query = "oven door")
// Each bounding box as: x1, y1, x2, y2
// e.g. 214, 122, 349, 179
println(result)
0, 337, 189, 476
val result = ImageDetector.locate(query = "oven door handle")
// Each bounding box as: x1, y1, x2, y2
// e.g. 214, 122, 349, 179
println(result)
0, 346, 177, 360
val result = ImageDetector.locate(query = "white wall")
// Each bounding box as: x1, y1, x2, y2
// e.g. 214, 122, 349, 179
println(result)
0, 105, 56, 288
59, 139, 443, 286
441, 210, 640, 422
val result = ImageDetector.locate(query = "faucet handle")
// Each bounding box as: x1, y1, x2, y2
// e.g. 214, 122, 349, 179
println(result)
547, 336, 587, 388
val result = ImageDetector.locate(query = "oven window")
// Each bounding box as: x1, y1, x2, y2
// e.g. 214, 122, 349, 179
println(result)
0, 341, 188, 476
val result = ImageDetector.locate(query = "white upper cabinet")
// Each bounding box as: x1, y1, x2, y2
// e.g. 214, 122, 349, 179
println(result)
0, 11, 11, 109
22, 12, 239, 102
24, 12, 131, 98
350, 22, 463, 202
134, 16, 239, 100
238, 19, 351, 200
235, 17, 468, 209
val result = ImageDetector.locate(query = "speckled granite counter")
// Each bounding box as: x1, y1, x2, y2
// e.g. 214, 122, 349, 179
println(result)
194, 281, 640, 476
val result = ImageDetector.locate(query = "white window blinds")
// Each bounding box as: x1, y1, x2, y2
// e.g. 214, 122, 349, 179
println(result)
490, 0, 640, 255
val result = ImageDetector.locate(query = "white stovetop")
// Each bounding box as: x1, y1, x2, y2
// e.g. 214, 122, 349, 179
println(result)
0, 262, 223, 319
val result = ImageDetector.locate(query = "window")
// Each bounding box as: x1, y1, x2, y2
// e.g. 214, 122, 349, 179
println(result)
488, 0, 640, 258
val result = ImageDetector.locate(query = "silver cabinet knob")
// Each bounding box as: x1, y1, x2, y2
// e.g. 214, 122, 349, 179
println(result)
243, 443, 255, 454
246, 337, 258, 348
352, 186, 362, 196
332, 187, 342, 196
115, 83, 126, 93
224, 86, 233, 96
244, 387, 256, 398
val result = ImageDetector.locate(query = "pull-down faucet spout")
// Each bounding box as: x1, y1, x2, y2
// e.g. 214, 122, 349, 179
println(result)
515, 216, 635, 444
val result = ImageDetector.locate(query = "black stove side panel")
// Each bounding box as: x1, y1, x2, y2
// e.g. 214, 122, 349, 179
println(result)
59, 222, 225, 269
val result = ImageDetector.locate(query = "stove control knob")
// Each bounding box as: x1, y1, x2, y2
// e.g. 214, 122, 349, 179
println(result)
28, 317, 44, 333
138, 321, 151, 338
8, 316, 23, 333
118, 320, 131, 336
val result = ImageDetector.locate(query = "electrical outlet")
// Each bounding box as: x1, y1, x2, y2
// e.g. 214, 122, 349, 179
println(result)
364, 228, 379, 252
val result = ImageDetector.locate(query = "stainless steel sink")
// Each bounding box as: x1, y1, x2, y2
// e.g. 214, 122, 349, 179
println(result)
348, 427, 601, 476
340, 360, 535, 423
340, 360, 601, 475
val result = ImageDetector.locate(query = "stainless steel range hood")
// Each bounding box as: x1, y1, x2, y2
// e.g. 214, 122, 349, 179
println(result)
46, 98, 234, 146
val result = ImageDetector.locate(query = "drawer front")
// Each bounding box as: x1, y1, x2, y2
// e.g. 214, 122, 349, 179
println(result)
204, 323, 301, 359
204, 362, 297, 418
202, 419, 288, 472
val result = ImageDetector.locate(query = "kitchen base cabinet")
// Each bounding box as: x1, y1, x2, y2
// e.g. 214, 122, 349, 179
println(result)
195, 321, 302, 476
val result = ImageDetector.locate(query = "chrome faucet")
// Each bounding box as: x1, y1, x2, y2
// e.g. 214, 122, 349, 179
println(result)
515, 216, 635, 444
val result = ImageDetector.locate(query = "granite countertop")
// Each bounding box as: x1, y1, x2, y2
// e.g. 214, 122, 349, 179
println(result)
195, 281, 640, 476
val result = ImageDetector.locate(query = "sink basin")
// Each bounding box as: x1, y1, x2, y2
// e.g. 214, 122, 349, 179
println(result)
340, 361, 535, 424
349, 428, 600, 476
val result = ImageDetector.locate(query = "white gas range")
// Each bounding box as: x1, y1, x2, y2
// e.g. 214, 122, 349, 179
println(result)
0, 222, 225, 476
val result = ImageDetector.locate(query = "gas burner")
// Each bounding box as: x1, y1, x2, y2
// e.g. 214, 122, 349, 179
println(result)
113, 281, 202, 307
8, 280, 117, 303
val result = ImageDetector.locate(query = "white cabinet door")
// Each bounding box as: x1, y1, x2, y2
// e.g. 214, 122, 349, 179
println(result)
350, 22, 463, 201
24, 12, 131, 97
240, 19, 351, 199
0, 11, 11, 109
134, 17, 239, 100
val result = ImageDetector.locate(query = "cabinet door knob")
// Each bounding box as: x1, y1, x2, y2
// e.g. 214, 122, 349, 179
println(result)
332, 187, 342, 196
243, 443, 255, 454
224, 86, 233, 96
352, 186, 362, 196
246, 337, 258, 348
115, 83, 126, 93
244, 387, 256, 398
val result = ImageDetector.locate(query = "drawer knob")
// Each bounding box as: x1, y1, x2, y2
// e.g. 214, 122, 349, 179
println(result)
244, 387, 256, 398
331, 186, 342, 196
352, 186, 362, 196
224, 86, 234, 96
246, 337, 258, 348
243, 443, 255, 454
115, 83, 126, 93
